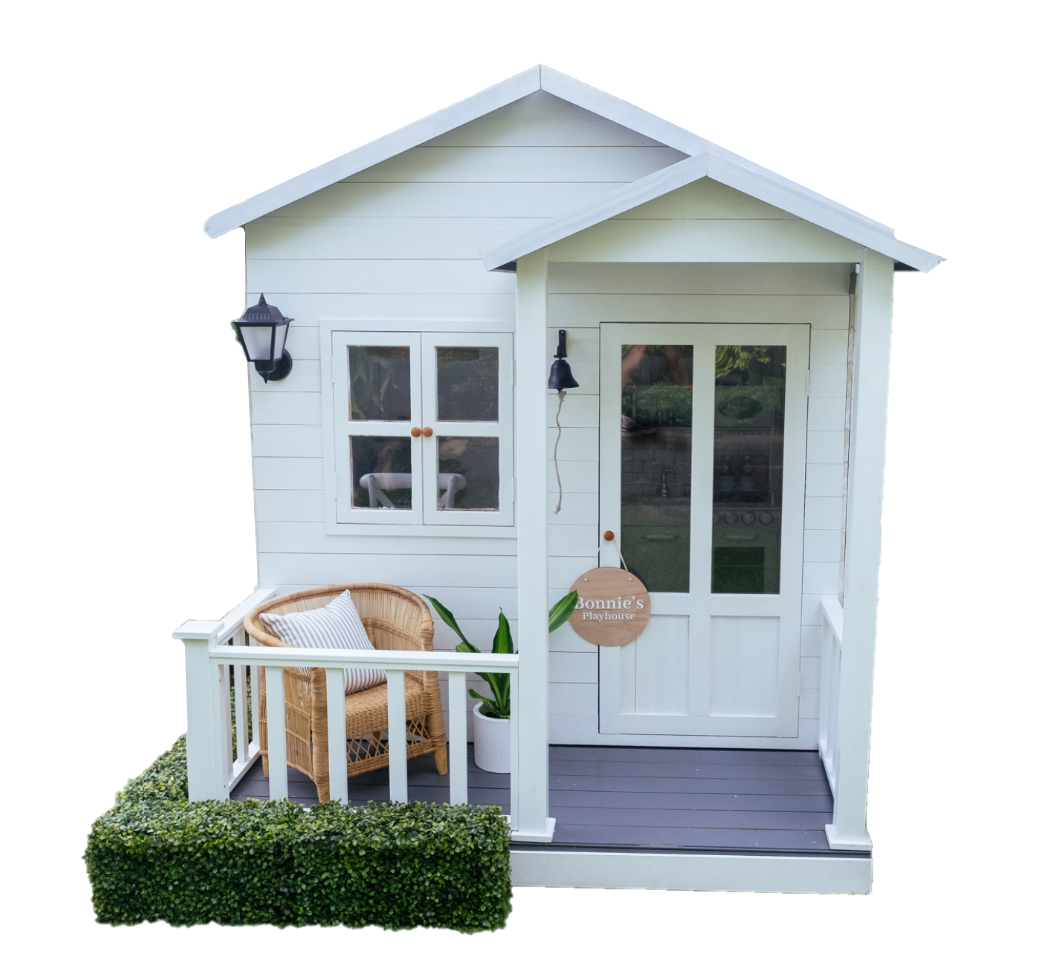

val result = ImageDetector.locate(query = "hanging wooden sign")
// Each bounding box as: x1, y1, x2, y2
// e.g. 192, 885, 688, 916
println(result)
568, 566, 651, 646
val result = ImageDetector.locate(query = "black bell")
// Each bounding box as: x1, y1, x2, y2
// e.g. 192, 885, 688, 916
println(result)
547, 330, 579, 392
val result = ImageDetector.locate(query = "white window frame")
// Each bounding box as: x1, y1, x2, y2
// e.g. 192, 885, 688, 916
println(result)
421, 332, 514, 528
333, 330, 423, 526
320, 320, 516, 536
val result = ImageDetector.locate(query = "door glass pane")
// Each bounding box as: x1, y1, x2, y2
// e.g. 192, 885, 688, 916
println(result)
620, 344, 693, 593
350, 436, 412, 509
711, 345, 786, 593
348, 346, 411, 421
437, 436, 499, 511
436, 347, 499, 421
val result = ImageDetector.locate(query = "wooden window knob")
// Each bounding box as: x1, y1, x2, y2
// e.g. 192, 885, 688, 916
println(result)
411, 427, 422, 437
604, 530, 615, 541
422, 426, 434, 437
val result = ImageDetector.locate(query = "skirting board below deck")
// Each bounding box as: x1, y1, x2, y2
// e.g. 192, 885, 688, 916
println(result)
510, 849, 872, 894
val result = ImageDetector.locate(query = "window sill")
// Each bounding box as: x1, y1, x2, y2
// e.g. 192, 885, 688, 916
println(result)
324, 522, 517, 538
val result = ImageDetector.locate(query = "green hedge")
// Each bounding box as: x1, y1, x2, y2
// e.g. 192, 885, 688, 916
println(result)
84, 737, 512, 932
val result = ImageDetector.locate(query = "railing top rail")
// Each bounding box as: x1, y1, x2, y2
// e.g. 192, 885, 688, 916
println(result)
211, 644, 520, 673
820, 595, 845, 647
174, 588, 277, 643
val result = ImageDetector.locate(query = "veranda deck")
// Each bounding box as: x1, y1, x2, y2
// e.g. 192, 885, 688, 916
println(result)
231, 745, 850, 856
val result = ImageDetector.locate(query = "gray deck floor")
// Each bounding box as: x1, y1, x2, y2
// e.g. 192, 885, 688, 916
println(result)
232, 745, 840, 855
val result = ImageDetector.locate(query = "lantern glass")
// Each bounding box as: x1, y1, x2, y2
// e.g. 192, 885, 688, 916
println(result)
272, 320, 290, 362
240, 323, 277, 362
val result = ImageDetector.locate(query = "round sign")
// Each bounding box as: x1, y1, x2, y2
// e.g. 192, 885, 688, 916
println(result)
568, 566, 651, 646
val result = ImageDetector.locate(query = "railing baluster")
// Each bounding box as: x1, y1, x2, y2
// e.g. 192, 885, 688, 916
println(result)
819, 612, 833, 759
234, 661, 249, 765
248, 634, 261, 756
249, 662, 261, 755
509, 670, 520, 832
448, 671, 468, 805
326, 667, 348, 803
265, 665, 288, 801
386, 669, 408, 803
219, 662, 233, 783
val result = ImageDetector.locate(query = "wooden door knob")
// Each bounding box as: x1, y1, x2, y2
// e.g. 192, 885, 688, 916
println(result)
411, 427, 422, 437
422, 426, 434, 437
604, 530, 615, 541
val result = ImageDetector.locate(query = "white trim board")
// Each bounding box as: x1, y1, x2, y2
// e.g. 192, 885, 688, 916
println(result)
510, 849, 872, 893
204, 66, 924, 252
481, 153, 944, 273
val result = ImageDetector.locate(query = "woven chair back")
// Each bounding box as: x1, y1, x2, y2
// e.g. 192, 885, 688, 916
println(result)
244, 583, 434, 652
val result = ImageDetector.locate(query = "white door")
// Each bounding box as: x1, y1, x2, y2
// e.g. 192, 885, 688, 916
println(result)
598, 323, 809, 738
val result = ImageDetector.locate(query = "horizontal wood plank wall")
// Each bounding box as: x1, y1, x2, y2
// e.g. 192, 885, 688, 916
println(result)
544, 261, 852, 749
244, 92, 684, 739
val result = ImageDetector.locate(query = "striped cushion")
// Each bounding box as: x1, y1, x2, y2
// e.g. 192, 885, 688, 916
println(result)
259, 590, 386, 695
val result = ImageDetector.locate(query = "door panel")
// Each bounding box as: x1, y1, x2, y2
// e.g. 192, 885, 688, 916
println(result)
710, 616, 779, 717
633, 615, 690, 715
599, 323, 808, 739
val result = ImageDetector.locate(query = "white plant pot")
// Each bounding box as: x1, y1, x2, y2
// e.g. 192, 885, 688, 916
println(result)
472, 702, 511, 773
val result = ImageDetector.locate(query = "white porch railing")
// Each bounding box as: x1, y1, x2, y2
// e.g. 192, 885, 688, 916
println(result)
174, 590, 524, 828
817, 594, 873, 851
818, 596, 845, 799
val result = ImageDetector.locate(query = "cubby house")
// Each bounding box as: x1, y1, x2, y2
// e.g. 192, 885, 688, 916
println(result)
176, 66, 942, 894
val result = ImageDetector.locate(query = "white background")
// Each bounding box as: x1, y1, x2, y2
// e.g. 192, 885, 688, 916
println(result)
2, 1, 1044, 975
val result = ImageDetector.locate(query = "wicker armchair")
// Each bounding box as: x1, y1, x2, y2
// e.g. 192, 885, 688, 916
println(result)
244, 584, 448, 802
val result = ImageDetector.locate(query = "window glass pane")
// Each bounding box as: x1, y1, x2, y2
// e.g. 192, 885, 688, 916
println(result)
436, 347, 499, 421
348, 346, 411, 421
437, 436, 499, 511
620, 344, 693, 593
351, 436, 412, 509
711, 345, 786, 594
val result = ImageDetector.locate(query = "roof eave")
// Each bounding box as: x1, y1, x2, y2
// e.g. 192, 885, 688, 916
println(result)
480, 152, 944, 274
203, 66, 543, 238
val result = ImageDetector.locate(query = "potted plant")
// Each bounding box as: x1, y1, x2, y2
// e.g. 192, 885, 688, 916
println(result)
426, 593, 577, 773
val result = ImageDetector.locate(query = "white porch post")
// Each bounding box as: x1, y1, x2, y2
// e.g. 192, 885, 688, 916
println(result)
177, 624, 230, 803
513, 250, 555, 842
827, 251, 894, 850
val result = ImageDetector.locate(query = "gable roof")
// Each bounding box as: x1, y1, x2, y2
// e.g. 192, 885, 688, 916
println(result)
203, 65, 921, 250
480, 152, 945, 273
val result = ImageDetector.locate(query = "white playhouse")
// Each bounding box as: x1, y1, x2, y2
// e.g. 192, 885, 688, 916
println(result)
175, 66, 942, 894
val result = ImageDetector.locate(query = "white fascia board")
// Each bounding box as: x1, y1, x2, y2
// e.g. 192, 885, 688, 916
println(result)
539, 67, 893, 238
481, 151, 945, 273
707, 156, 944, 272
204, 64, 714, 238
204, 66, 543, 238
204, 62, 934, 258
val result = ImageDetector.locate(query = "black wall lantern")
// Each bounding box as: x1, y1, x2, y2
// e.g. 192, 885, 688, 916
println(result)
547, 330, 579, 391
231, 294, 294, 383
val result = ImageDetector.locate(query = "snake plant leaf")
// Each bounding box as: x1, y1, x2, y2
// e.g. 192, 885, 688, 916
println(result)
432, 591, 577, 721
491, 610, 514, 655
548, 591, 578, 634
425, 595, 480, 653
475, 670, 511, 718
468, 689, 509, 720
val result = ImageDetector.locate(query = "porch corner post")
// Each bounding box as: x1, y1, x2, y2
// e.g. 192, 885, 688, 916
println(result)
177, 624, 230, 803
828, 251, 894, 850
512, 250, 555, 842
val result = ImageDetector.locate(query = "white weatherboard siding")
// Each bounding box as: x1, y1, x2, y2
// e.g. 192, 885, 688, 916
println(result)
544, 262, 852, 749
246, 98, 857, 751
246, 94, 683, 739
